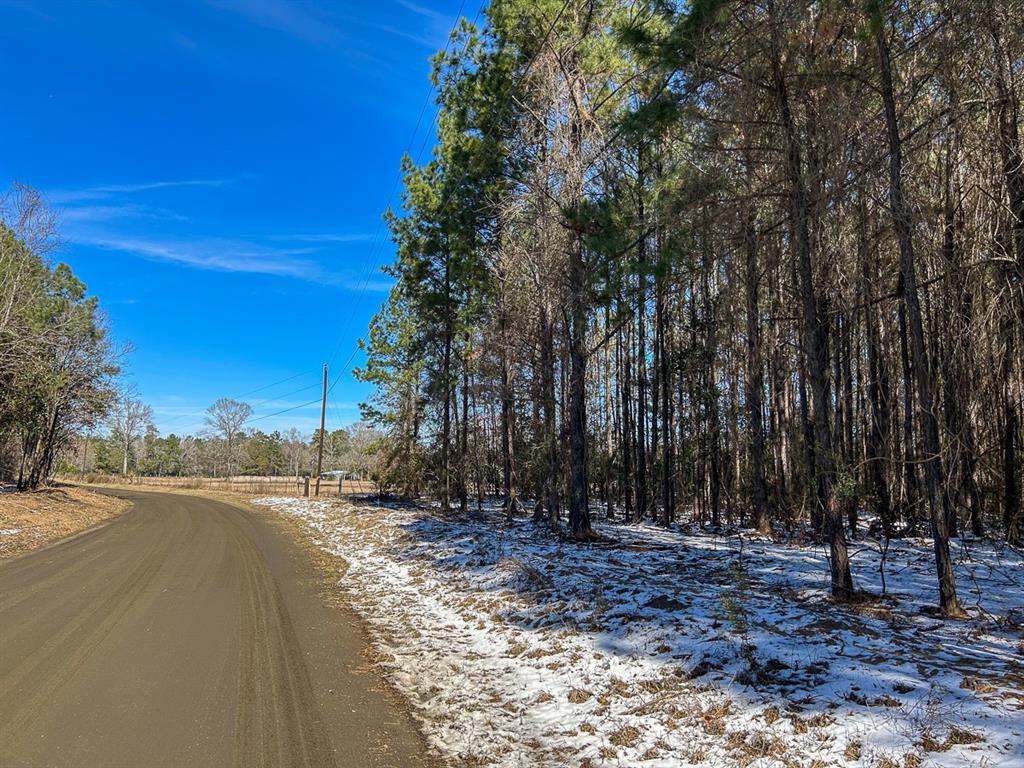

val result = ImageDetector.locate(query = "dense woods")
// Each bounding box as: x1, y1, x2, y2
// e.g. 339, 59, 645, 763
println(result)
359, 0, 1024, 614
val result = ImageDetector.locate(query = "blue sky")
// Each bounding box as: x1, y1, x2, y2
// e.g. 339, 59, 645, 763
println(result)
1, 0, 482, 436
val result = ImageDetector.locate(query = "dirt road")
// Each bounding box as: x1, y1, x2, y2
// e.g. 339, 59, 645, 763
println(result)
0, 489, 428, 768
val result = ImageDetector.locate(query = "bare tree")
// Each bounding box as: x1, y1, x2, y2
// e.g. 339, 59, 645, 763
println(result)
0, 183, 59, 362
282, 427, 308, 478
106, 392, 153, 476
205, 398, 252, 477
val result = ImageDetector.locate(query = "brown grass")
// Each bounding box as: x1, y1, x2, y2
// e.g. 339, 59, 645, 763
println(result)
0, 484, 129, 559
701, 699, 733, 735
917, 725, 984, 754
608, 725, 641, 748
568, 688, 593, 704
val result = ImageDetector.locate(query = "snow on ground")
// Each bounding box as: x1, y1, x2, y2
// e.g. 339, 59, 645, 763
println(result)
252, 496, 1024, 768
0, 528, 21, 535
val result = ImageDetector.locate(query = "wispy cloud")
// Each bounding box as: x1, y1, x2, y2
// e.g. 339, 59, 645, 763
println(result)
207, 0, 344, 45
49, 175, 390, 291
59, 202, 189, 224
397, 0, 448, 26
48, 178, 233, 204
171, 32, 199, 50
69, 232, 326, 280
66, 230, 391, 291
376, 24, 439, 49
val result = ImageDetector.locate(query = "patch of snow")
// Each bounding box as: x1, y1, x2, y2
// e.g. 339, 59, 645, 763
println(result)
0, 528, 21, 535
252, 496, 1024, 768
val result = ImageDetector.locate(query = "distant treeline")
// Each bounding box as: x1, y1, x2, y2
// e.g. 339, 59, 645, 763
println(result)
65, 423, 380, 481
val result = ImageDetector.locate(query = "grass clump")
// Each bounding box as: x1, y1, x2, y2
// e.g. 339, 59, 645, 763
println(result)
608, 725, 642, 748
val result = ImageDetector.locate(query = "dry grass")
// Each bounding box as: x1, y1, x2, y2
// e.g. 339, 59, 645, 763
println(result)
960, 676, 997, 694
917, 724, 984, 754
0, 484, 129, 558
608, 725, 642, 748
701, 699, 733, 735
568, 688, 593, 704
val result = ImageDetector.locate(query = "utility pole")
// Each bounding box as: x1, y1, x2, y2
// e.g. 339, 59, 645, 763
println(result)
314, 363, 328, 497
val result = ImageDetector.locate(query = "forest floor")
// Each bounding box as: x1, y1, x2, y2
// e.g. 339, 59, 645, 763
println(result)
0, 484, 129, 558
252, 496, 1024, 768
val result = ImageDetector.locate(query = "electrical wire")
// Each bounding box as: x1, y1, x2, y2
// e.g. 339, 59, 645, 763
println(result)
155, 1, 570, 438
321, 0, 474, 378
230, 370, 311, 400
326, 0, 571, 388
245, 397, 325, 425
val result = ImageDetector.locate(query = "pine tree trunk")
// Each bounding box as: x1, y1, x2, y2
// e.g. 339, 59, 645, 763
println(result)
875, 19, 963, 615
743, 177, 770, 535
440, 260, 453, 511
500, 305, 517, 518
619, 297, 634, 521
568, 227, 591, 537
460, 336, 470, 513
636, 160, 649, 520
769, 0, 852, 597
539, 305, 559, 528
862, 207, 894, 537
989, 12, 1024, 544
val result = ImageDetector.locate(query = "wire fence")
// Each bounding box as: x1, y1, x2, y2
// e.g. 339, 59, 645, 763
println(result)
65, 474, 377, 498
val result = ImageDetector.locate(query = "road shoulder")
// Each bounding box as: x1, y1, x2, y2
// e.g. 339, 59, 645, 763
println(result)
234, 493, 439, 767
0, 484, 130, 560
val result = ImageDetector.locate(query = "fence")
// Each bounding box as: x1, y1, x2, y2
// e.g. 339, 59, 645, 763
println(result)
64, 474, 377, 498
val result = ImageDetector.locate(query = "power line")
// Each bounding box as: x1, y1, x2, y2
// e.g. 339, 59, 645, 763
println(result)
147, 369, 321, 431
231, 370, 311, 400
153, 5, 484, 439
327, 0, 572, 379
246, 380, 322, 413
245, 397, 324, 425
156, 1, 562, 438
321, 0, 476, 380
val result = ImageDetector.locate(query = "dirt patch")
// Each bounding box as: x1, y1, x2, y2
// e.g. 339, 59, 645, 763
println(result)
0, 484, 129, 559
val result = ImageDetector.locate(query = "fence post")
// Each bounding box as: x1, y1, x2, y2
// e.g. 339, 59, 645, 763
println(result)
303, 477, 310, 498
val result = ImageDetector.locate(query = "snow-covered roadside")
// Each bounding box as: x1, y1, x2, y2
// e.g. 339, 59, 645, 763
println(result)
253, 496, 1024, 768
